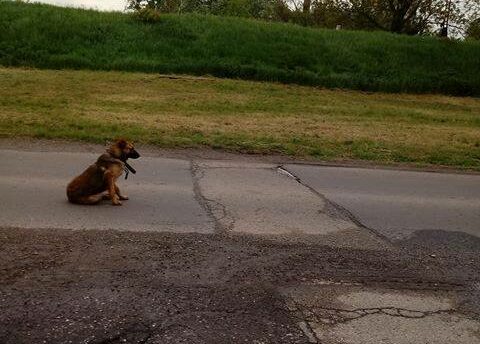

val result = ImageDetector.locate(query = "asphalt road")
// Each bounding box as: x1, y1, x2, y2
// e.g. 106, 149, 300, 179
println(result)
1, 146, 480, 344
284, 164, 480, 240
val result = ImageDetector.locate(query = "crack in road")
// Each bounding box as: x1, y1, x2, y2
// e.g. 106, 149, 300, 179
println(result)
287, 299, 458, 325
2, 152, 480, 343
277, 165, 393, 245
2, 226, 480, 344
193, 162, 394, 239
304, 278, 468, 291
297, 320, 320, 343
190, 161, 235, 233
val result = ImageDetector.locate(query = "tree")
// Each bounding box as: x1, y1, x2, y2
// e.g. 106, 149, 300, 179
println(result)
310, 0, 351, 28
303, 0, 311, 13
127, 0, 277, 18
467, 17, 480, 39
336, 1, 437, 34
127, 0, 480, 37
339, 0, 480, 36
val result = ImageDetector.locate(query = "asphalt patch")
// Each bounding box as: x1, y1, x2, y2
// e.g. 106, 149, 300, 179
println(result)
1, 228, 480, 343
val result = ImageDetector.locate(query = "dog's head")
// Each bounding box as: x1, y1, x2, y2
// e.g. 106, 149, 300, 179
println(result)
108, 139, 140, 161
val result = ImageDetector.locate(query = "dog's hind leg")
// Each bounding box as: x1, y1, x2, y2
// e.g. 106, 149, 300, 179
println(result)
74, 193, 104, 205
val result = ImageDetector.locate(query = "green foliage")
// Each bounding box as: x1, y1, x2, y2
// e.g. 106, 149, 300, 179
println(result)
133, 7, 162, 22
223, 0, 273, 18
128, 0, 276, 19
467, 18, 480, 40
311, 0, 349, 29
128, 0, 480, 36
1, 1, 480, 96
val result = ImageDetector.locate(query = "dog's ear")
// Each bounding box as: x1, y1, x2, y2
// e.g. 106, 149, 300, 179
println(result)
116, 139, 127, 149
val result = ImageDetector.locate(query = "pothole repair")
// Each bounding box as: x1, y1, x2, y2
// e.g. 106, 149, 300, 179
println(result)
282, 283, 480, 344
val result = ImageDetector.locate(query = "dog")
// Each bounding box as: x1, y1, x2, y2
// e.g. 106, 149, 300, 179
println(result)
66, 139, 140, 206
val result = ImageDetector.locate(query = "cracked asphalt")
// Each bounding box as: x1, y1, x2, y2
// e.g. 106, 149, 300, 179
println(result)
1, 143, 480, 344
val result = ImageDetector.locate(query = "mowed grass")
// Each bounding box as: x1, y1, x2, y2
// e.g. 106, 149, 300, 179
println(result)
1, 67, 479, 168
1, 1, 480, 96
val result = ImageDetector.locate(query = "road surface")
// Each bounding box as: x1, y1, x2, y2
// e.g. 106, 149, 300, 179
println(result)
1, 145, 479, 344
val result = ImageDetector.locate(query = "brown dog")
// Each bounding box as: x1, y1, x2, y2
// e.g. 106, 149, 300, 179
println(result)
66, 139, 140, 205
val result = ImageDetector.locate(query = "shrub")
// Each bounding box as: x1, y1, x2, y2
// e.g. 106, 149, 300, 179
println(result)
132, 7, 162, 23
467, 18, 480, 40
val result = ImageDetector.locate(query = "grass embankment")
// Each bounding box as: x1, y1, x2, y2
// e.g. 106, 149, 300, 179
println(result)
1, 67, 479, 168
1, 1, 480, 96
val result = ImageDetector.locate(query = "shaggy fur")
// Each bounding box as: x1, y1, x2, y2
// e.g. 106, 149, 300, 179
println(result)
66, 139, 140, 205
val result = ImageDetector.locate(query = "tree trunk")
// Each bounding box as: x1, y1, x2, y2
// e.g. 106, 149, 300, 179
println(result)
390, 11, 406, 32
303, 0, 311, 13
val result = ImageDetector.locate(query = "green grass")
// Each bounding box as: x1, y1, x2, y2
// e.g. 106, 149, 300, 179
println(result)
1, 67, 480, 169
1, 1, 480, 96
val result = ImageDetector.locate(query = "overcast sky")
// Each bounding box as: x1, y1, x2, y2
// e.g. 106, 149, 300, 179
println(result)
33, 0, 127, 11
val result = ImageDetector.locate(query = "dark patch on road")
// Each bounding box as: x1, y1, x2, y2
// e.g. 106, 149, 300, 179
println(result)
397, 229, 480, 253
1, 227, 480, 343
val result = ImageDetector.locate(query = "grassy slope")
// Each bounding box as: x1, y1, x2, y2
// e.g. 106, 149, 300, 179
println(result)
1, 67, 479, 168
1, 1, 480, 96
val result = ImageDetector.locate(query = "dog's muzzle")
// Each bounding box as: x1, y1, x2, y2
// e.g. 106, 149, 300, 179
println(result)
129, 149, 140, 159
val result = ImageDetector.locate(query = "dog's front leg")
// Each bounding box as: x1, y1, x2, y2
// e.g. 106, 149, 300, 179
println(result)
104, 165, 123, 206
115, 185, 129, 200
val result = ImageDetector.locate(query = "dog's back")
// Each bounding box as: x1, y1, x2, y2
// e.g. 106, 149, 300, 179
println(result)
66, 162, 106, 203
66, 139, 139, 205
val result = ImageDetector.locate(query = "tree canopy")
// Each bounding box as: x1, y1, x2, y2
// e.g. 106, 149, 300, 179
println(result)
127, 0, 480, 37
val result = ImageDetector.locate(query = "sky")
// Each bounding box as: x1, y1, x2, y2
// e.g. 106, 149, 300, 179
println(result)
32, 0, 127, 11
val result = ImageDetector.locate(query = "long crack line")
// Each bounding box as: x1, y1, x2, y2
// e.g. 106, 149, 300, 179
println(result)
289, 299, 457, 325
190, 161, 235, 233
277, 165, 393, 244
